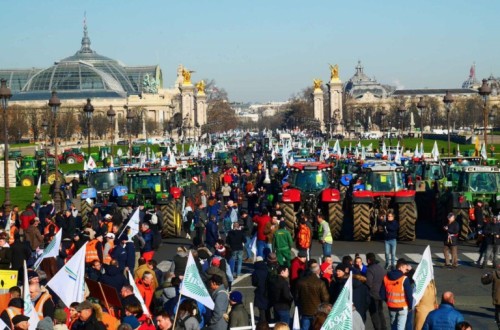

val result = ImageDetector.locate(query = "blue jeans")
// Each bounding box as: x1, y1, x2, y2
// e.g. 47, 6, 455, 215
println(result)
322, 242, 332, 258
300, 315, 313, 330
385, 239, 397, 268
389, 308, 408, 330
232, 250, 243, 276
405, 308, 413, 330
275, 309, 290, 325
266, 242, 273, 253
244, 235, 254, 259
257, 240, 267, 257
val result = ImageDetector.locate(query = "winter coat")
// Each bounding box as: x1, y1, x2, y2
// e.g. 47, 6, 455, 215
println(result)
226, 229, 246, 252
482, 269, 500, 305
381, 219, 399, 241
110, 243, 128, 272
207, 285, 229, 330
352, 274, 370, 322
229, 303, 249, 328
253, 214, 271, 241
206, 266, 229, 289
268, 275, 293, 311
415, 280, 438, 330
365, 261, 386, 300
251, 260, 269, 309
263, 221, 277, 244
444, 220, 460, 246
205, 220, 219, 247
140, 229, 153, 253
175, 314, 199, 330
61, 214, 76, 240
100, 264, 128, 294
25, 224, 44, 250
10, 239, 31, 272
0, 246, 11, 269
295, 273, 330, 316
422, 303, 464, 330
169, 252, 188, 277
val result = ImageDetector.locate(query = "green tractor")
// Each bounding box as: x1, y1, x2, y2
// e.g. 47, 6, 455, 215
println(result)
16, 156, 59, 187
8, 150, 23, 161
441, 165, 500, 240
176, 161, 205, 200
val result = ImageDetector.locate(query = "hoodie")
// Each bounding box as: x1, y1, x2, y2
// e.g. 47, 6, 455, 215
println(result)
379, 269, 413, 310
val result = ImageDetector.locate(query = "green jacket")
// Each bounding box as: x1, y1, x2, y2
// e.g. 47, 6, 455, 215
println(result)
273, 228, 293, 251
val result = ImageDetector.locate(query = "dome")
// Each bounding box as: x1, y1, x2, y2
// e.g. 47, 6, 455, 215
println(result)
344, 61, 388, 99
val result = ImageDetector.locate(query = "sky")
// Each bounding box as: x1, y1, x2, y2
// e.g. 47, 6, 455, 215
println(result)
1, 1, 499, 103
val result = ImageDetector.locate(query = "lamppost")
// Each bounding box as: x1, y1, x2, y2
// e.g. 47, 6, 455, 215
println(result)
478, 79, 492, 151
443, 90, 454, 156
83, 99, 94, 157
139, 109, 149, 159
48, 91, 62, 211
106, 105, 116, 161
126, 107, 135, 161
42, 120, 49, 181
0, 79, 12, 211
398, 103, 406, 141
416, 97, 426, 142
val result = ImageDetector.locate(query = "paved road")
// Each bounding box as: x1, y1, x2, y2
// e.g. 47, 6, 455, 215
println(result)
153, 221, 497, 329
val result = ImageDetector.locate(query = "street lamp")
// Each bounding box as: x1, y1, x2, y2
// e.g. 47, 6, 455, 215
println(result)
478, 79, 492, 152
443, 90, 454, 156
139, 109, 149, 159
106, 105, 116, 162
0, 79, 12, 211
42, 120, 49, 181
83, 99, 94, 157
48, 91, 62, 211
126, 107, 135, 161
397, 103, 406, 140
416, 97, 426, 142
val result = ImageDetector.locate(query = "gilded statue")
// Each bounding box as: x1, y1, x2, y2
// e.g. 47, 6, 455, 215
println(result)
329, 64, 339, 80
182, 68, 192, 85
196, 80, 206, 93
313, 79, 322, 90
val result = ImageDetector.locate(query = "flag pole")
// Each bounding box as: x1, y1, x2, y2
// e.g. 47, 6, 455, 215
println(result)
171, 292, 184, 330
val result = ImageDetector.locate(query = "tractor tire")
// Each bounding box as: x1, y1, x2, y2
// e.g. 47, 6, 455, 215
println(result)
328, 202, 343, 240
66, 156, 76, 164
353, 203, 371, 241
453, 208, 470, 241
20, 175, 35, 187
80, 199, 93, 228
47, 171, 57, 185
280, 202, 297, 236
162, 200, 182, 238
398, 202, 417, 241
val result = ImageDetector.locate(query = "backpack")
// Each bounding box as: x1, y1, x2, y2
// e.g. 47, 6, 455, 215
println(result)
151, 228, 162, 250
297, 223, 311, 249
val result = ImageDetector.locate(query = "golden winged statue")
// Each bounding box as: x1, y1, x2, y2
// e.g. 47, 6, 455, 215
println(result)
195, 80, 206, 93
329, 64, 339, 80
313, 79, 323, 90
182, 68, 192, 85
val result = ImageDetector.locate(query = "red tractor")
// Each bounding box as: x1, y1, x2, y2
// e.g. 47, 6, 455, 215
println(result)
280, 162, 343, 238
351, 162, 417, 241
58, 148, 85, 164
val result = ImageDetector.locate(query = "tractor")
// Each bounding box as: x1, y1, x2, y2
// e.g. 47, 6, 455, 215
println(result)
16, 156, 59, 186
116, 166, 183, 238
279, 162, 343, 238
441, 165, 500, 240
8, 150, 23, 161
59, 148, 85, 164
351, 162, 417, 241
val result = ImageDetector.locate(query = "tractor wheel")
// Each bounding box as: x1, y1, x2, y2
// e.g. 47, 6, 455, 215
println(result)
20, 175, 35, 187
280, 202, 297, 236
398, 202, 417, 241
353, 203, 371, 241
80, 199, 93, 228
47, 171, 57, 185
66, 156, 76, 164
328, 202, 343, 240
453, 208, 470, 241
162, 200, 182, 238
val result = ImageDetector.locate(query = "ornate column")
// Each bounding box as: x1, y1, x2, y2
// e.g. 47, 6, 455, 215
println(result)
179, 68, 195, 125
195, 80, 208, 126
313, 79, 325, 131
328, 64, 344, 133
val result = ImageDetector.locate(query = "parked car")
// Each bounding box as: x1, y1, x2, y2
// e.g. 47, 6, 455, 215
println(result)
116, 140, 128, 145
64, 170, 87, 184
133, 139, 147, 145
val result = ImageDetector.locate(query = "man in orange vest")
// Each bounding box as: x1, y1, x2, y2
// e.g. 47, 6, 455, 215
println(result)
85, 233, 104, 265
28, 270, 55, 320
103, 232, 115, 265
136, 271, 157, 313
380, 258, 413, 330
0, 297, 23, 329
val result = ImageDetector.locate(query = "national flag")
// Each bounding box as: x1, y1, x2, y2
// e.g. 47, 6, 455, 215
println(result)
180, 252, 215, 310
47, 242, 87, 307
119, 208, 140, 240
23, 261, 39, 330
128, 271, 150, 316
321, 274, 352, 330
34, 230, 62, 270
412, 245, 434, 308
87, 156, 96, 170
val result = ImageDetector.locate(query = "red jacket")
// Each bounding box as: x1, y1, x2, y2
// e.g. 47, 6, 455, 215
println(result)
253, 214, 271, 241
290, 257, 307, 283
20, 209, 36, 230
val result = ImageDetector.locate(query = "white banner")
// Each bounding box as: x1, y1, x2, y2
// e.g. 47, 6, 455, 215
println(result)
128, 270, 150, 316
119, 208, 140, 241
23, 261, 40, 330
412, 245, 434, 308
321, 274, 352, 330
34, 230, 62, 270
180, 252, 215, 310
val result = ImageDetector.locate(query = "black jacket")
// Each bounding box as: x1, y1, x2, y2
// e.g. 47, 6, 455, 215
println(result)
10, 239, 31, 272
226, 229, 246, 252
251, 261, 269, 309
268, 275, 293, 311
444, 221, 460, 246
100, 265, 127, 294
0, 246, 12, 270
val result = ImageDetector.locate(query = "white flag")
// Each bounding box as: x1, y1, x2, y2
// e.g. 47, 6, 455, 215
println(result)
120, 208, 140, 240
321, 274, 352, 330
36, 176, 42, 191
431, 141, 439, 161
251, 235, 257, 261
412, 245, 435, 308
87, 156, 96, 170
34, 230, 62, 270
0, 318, 9, 330
47, 242, 87, 307
128, 271, 150, 316
180, 252, 215, 310
481, 142, 488, 160
83, 159, 88, 171
292, 306, 300, 330
23, 261, 39, 330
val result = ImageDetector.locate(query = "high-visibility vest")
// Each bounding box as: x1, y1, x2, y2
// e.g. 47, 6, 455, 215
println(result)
103, 241, 115, 265
65, 243, 75, 263
9, 226, 18, 245
383, 275, 408, 309
6, 306, 21, 329
85, 239, 101, 263
43, 223, 59, 236
34, 292, 53, 320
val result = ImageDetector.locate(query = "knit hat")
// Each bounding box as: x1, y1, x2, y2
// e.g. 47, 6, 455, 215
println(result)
229, 291, 243, 304
54, 308, 67, 323
297, 250, 307, 258
28, 270, 39, 282
321, 261, 332, 273
36, 317, 54, 330
267, 253, 277, 263
122, 315, 140, 329
335, 263, 348, 273
211, 258, 221, 267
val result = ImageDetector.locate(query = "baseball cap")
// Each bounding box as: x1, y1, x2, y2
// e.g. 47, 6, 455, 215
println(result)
105, 233, 115, 239
76, 300, 93, 312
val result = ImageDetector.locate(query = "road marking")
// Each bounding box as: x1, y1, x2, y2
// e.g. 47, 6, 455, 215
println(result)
232, 273, 250, 285
404, 253, 422, 263
434, 253, 445, 262
461, 252, 478, 262
377, 253, 386, 262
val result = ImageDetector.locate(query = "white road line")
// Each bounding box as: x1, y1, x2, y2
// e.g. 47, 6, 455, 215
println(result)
404, 253, 422, 263
461, 252, 479, 262
377, 253, 386, 262
434, 253, 445, 260
232, 273, 250, 286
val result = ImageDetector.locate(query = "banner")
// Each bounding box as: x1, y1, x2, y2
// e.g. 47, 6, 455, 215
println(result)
119, 208, 140, 241
0, 270, 18, 290
321, 274, 352, 330
34, 230, 62, 270
23, 261, 39, 330
128, 271, 150, 316
180, 251, 215, 310
47, 242, 87, 307
412, 245, 434, 308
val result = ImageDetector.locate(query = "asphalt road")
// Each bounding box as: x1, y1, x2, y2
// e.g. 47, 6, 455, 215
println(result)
153, 221, 498, 330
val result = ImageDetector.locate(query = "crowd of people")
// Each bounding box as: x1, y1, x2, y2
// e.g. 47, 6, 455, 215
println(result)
0, 140, 497, 330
